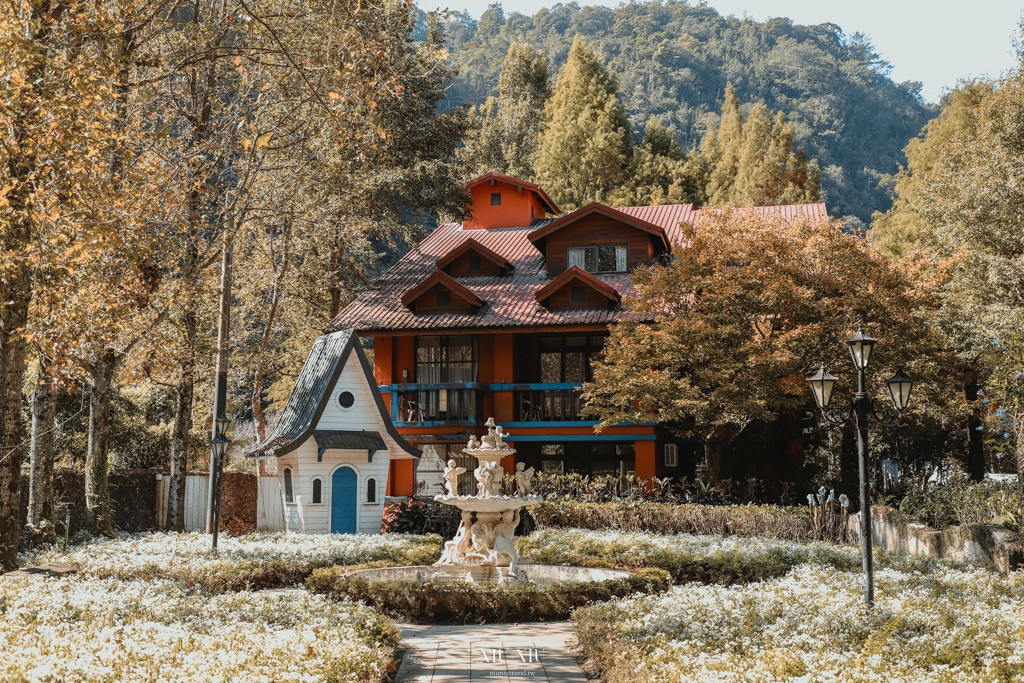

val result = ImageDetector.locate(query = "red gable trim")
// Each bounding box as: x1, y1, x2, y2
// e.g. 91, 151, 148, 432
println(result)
528, 202, 668, 250
535, 266, 622, 304
400, 271, 485, 309
435, 237, 512, 273
464, 171, 560, 215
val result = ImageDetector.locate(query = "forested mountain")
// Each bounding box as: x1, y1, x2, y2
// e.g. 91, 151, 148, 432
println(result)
436, 1, 934, 221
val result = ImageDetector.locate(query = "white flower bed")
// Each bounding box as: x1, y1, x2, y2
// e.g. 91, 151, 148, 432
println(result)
577, 563, 1024, 682
19, 532, 441, 586
1, 575, 396, 682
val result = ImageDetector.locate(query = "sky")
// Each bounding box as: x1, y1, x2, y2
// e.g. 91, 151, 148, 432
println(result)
423, 0, 1023, 103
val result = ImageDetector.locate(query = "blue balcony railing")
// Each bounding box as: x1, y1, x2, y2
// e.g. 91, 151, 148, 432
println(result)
382, 382, 587, 426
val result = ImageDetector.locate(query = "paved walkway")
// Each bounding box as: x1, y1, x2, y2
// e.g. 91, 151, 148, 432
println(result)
395, 621, 590, 682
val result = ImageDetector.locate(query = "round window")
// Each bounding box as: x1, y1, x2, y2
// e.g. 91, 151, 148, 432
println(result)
338, 391, 355, 409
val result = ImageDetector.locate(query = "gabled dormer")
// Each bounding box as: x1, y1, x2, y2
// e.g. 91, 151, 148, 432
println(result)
535, 266, 622, 312
528, 203, 669, 275
463, 172, 560, 230
400, 271, 484, 314
436, 238, 513, 276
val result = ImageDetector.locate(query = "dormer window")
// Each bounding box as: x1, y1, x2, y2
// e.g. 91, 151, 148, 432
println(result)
491, 192, 501, 206
567, 245, 627, 273
436, 290, 451, 308
468, 255, 481, 272
571, 286, 586, 304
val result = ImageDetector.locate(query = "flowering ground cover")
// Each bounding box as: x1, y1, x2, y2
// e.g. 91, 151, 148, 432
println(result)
1, 575, 397, 682
575, 563, 1024, 683
518, 528, 939, 584
20, 531, 442, 590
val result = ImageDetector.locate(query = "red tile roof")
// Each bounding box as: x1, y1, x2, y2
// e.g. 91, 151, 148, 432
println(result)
529, 202, 668, 251
399, 270, 484, 309
535, 265, 622, 303
327, 201, 828, 334
435, 237, 512, 273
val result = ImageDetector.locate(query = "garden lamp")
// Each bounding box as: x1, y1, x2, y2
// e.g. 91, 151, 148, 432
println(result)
885, 367, 915, 412
846, 324, 877, 371
806, 364, 838, 410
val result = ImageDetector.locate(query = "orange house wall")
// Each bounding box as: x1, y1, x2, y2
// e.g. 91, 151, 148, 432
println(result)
373, 336, 393, 386
463, 181, 548, 230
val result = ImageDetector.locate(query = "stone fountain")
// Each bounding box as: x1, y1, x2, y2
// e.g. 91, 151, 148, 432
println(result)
432, 418, 542, 584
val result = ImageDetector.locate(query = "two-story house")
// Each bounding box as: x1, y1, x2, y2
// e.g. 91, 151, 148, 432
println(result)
327, 171, 828, 496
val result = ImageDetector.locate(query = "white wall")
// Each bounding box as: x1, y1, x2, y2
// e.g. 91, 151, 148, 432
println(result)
183, 475, 209, 532
256, 477, 284, 532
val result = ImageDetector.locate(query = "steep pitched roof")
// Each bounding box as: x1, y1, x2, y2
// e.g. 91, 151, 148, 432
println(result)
326, 202, 829, 335
535, 266, 622, 304
465, 171, 560, 215
528, 202, 669, 252
399, 270, 485, 309
435, 237, 512, 274
246, 329, 419, 458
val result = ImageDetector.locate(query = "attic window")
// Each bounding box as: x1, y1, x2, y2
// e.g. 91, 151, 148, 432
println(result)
491, 192, 501, 206
567, 245, 627, 273
436, 290, 451, 308
468, 255, 481, 272
366, 477, 378, 503
338, 391, 355, 409
571, 286, 586, 304
312, 478, 323, 503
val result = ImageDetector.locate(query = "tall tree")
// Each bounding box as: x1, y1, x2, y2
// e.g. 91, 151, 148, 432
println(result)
699, 84, 821, 208
608, 118, 697, 207
583, 210, 953, 484
533, 35, 630, 209
461, 42, 550, 178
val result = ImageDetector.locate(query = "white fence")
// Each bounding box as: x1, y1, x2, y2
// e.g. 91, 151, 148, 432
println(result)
257, 477, 284, 532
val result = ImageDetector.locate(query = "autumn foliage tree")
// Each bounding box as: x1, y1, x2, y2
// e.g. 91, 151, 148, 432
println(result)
583, 210, 954, 485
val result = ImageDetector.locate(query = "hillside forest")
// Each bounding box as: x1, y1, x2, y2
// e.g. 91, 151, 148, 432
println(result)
1, 0, 1021, 571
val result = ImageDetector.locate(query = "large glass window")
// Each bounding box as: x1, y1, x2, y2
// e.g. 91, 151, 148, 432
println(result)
415, 336, 478, 383
567, 245, 627, 273
539, 336, 606, 383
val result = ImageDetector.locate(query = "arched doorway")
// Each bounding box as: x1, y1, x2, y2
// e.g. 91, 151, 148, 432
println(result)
331, 466, 357, 534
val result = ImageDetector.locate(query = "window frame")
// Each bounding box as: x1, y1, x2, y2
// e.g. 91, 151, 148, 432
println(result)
566, 244, 628, 273
283, 467, 294, 504
365, 477, 378, 504
435, 289, 451, 308
311, 477, 324, 504
490, 192, 501, 206
338, 390, 355, 410
539, 335, 607, 383
664, 443, 679, 468
414, 335, 478, 383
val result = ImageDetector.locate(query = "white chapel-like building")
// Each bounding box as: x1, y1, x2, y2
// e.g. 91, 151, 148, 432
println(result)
248, 328, 420, 534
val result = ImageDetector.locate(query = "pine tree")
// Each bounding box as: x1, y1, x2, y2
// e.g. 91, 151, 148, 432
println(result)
700, 83, 821, 208
462, 42, 550, 178
533, 36, 630, 209
609, 118, 697, 207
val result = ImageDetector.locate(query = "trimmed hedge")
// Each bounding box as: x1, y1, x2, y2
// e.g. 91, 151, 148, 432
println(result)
306, 567, 671, 624
531, 499, 812, 540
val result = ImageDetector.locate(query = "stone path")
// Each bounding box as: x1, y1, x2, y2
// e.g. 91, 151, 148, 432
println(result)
395, 621, 590, 682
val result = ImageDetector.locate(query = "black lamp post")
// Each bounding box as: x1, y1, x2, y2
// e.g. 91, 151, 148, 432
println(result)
806, 324, 915, 607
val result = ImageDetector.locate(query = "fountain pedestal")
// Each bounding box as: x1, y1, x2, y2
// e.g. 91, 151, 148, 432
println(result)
432, 419, 540, 584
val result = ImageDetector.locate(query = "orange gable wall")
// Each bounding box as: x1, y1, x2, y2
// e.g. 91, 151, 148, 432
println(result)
463, 180, 548, 229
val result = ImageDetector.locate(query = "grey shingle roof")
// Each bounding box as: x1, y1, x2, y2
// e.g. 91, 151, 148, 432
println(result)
313, 430, 388, 451
245, 329, 419, 458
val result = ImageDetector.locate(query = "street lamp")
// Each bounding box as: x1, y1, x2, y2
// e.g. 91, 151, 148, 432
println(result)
806, 324, 915, 607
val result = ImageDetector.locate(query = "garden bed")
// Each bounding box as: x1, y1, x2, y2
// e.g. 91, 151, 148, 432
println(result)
307, 565, 670, 623
1, 574, 398, 682
19, 531, 443, 590
575, 561, 1024, 682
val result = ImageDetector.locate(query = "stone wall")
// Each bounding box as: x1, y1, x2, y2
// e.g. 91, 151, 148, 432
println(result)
849, 506, 1024, 573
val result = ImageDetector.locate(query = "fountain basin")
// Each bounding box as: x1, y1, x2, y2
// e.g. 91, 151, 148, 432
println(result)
432, 494, 543, 513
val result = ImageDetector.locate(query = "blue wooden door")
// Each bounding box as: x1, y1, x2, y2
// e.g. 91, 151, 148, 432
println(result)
331, 467, 358, 534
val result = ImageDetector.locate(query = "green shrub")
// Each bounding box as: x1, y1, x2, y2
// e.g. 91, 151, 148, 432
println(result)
518, 529, 945, 585
895, 473, 1020, 530
306, 566, 671, 623
531, 499, 812, 540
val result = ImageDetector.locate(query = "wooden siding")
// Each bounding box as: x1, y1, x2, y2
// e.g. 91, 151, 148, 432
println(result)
410, 281, 476, 314
444, 249, 505, 276
545, 280, 614, 311
544, 215, 655, 275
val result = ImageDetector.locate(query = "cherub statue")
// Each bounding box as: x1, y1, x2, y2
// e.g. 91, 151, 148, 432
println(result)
475, 461, 494, 497
515, 462, 535, 497
442, 459, 466, 497
467, 434, 480, 450
488, 460, 504, 496
481, 417, 498, 449
494, 425, 509, 449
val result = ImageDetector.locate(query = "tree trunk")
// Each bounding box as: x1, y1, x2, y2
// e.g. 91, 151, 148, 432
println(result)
27, 354, 57, 542
963, 368, 985, 481
167, 311, 197, 532
85, 348, 117, 536
0, 274, 30, 571
252, 233, 289, 444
